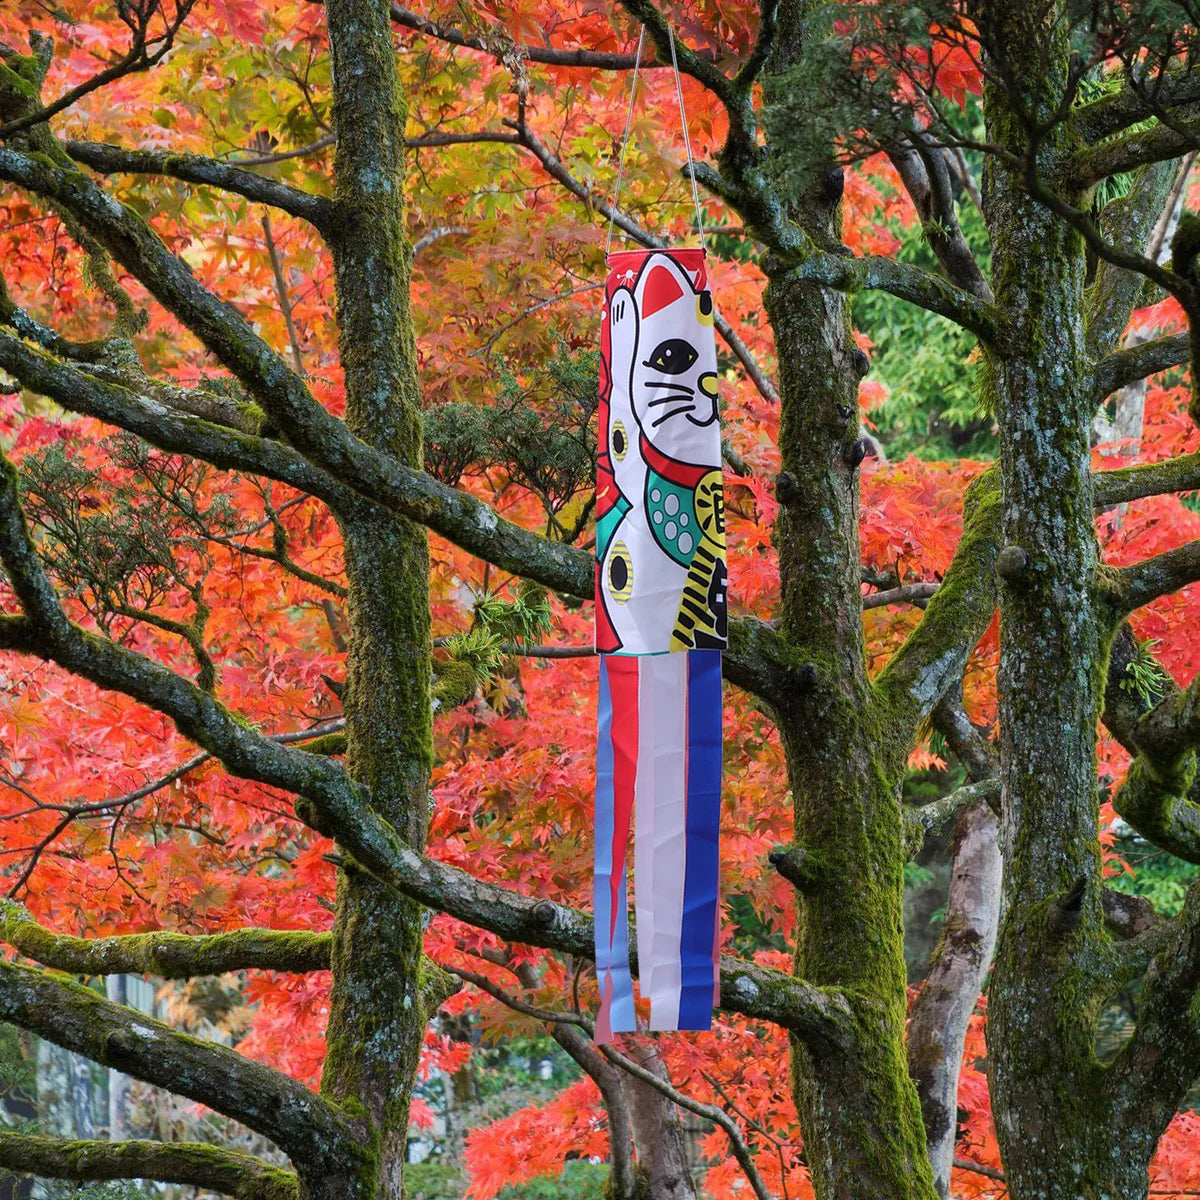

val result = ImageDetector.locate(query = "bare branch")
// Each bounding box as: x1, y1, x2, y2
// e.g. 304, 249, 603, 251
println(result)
0, 1133, 297, 1200
863, 581, 940, 610
783, 252, 1002, 343
887, 134, 992, 301
0, 902, 331, 976
874, 469, 1001, 730
0, 960, 360, 1170
389, 3, 710, 71
1110, 538, 1200, 615
64, 140, 331, 229
1092, 331, 1190, 401
1094, 451, 1200, 506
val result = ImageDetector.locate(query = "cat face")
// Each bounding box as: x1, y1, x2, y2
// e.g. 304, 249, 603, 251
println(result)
616, 254, 719, 467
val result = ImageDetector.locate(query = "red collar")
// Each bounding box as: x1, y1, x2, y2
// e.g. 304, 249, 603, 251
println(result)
639, 433, 707, 488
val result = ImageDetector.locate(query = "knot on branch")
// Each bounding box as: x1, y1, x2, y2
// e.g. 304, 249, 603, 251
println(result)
995, 545, 1029, 581
792, 661, 819, 693
842, 439, 868, 471
532, 901, 557, 928
1048, 876, 1088, 935
768, 844, 826, 893
851, 347, 871, 379
102, 1029, 136, 1063
774, 470, 802, 508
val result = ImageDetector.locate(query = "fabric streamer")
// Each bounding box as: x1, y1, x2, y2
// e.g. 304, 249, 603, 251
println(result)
593, 245, 726, 1041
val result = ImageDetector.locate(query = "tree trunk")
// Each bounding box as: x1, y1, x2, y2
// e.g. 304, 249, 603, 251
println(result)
906, 800, 1001, 1198
315, 0, 436, 1195
766, 262, 935, 1200
980, 9, 1137, 1197
620, 1040, 697, 1200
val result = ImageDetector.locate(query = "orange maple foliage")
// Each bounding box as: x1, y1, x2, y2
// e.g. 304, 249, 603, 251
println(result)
1, 3, 1199, 1198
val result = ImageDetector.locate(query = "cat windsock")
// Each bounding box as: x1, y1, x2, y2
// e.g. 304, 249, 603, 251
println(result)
593, 248, 725, 1042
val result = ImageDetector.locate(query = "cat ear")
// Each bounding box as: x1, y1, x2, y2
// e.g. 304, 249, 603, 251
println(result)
639, 263, 685, 318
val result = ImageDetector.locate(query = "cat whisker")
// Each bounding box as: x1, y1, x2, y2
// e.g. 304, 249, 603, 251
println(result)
647, 393, 695, 408
651, 406, 694, 428
644, 381, 695, 392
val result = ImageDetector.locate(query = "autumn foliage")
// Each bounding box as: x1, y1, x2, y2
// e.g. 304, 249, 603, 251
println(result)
2, 1, 1200, 1197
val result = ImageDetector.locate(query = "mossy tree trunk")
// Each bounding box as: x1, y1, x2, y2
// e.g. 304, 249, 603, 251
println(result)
316, 1, 434, 1196
766, 263, 936, 1199
980, 6, 1200, 1198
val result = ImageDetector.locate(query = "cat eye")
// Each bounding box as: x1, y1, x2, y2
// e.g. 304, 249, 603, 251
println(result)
645, 339, 698, 375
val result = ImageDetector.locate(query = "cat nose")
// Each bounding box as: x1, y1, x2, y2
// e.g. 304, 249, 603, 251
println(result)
698, 373, 718, 398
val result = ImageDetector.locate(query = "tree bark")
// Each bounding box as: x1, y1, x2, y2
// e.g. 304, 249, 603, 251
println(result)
316, 1, 438, 1197
979, 7, 1151, 1197
620, 1040, 697, 1200
906, 800, 1001, 1198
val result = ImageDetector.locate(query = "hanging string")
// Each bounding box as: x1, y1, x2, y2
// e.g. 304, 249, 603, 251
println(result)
605, 24, 706, 258
668, 27, 706, 250
605, 26, 645, 260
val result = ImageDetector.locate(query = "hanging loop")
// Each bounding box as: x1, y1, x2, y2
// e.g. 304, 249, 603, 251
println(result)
668, 26, 706, 249
605, 26, 645, 260
605, 24, 705, 258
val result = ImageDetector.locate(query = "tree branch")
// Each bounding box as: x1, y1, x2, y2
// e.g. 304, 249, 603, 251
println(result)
0, 331, 781, 706
0, 329, 589, 593
0, 901, 331, 976
1103, 625, 1200, 864
874, 469, 1001, 730
1103, 879, 1200, 1136
1074, 111, 1200, 187
1093, 452, 1200, 506
783, 252, 1002, 343
0, 12, 195, 140
0, 960, 360, 1171
64, 140, 331, 230
0, 1133, 297, 1200
887, 134, 992, 301
0, 146, 350, 483
503, 119, 780, 403
863, 581, 940, 610
1109, 538, 1200, 615
907, 795, 1001, 1197
1072, 70, 1200, 146
447, 964, 777, 1200
1092, 331, 1190, 401
1086, 160, 1183, 363
389, 3, 709, 70
904, 779, 999, 857
0, 429, 838, 1036
614, 0, 737, 110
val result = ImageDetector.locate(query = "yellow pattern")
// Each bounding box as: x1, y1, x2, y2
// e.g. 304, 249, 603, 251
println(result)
669, 470, 726, 650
